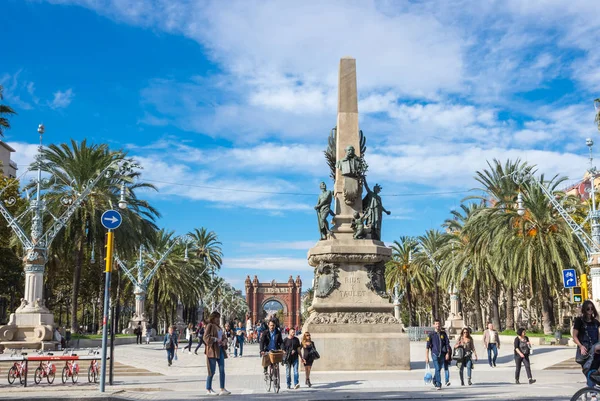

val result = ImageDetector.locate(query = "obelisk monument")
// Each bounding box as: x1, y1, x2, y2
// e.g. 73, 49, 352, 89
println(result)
303, 57, 410, 370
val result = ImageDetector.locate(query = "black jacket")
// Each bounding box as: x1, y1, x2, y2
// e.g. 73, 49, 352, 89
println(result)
260, 328, 283, 353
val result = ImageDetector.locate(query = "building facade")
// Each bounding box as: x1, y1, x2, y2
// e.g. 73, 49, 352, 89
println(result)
0, 142, 17, 178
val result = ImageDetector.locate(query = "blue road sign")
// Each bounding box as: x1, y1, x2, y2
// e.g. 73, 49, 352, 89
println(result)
101, 210, 122, 230
563, 269, 577, 289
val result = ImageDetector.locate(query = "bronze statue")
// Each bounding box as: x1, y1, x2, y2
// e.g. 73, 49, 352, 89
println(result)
336, 145, 368, 205
315, 182, 335, 240
362, 178, 390, 241
350, 211, 367, 239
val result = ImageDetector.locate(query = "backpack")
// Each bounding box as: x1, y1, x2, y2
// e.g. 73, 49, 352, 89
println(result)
452, 346, 464, 361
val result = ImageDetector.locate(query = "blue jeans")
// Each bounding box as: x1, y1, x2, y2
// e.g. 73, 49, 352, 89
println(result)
487, 343, 498, 365
286, 358, 299, 387
234, 338, 244, 357
431, 355, 444, 388
459, 358, 473, 383
166, 347, 175, 364
206, 348, 225, 390
443, 358, 450, 383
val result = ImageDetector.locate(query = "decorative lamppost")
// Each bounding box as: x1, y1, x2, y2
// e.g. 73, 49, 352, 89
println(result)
0, 124, 132, 348
114, 235, 193, 335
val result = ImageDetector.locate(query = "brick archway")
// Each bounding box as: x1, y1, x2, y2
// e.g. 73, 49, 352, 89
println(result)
245, 275, 302, 329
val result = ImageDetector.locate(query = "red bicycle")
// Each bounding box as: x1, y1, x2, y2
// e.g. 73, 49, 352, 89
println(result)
34, 360, 56, 384
62, 360, 79, 384
88, 359, 100, 383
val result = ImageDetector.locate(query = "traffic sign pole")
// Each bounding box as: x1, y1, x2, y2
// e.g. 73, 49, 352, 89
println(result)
100, 230, 114, 393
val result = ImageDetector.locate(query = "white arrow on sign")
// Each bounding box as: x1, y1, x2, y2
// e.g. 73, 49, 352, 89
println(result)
103, 216, 119, 224
567, 278, 574, 284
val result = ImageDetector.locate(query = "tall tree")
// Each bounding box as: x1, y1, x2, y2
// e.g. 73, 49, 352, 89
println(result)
0, 85, 17, 137
188, 228, 223, 279
36, 139, 159, 332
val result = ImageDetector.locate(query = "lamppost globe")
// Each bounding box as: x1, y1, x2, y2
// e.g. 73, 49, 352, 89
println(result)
118, 200, 127, 209
38, 124, 45, 135
517, 192, 526, 216
587, 138, 594, 148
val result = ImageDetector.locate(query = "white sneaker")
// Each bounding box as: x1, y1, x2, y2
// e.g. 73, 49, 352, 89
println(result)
219, 389, 231, 396
294, 384, 300, 389
206, 390, 218, 396
188, 351, 192, 355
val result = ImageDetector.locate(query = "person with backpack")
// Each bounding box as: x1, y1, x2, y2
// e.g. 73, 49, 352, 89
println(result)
514, 328, 536, 384
163, 326, 179, 367
454, 327, 478, 386
573, 300, 600, 386
425, 319, 451, 391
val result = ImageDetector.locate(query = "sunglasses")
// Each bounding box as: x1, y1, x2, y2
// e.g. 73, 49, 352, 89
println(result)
586, 307, 595, 311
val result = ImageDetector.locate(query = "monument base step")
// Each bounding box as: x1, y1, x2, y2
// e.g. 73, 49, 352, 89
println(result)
304, 330, 410, 371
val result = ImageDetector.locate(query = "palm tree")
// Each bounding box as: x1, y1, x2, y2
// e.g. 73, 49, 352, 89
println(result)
36, 139, 159, 332
414, 229, 447, 321
385, 236, 431, 326
188, 228, 223, 279
0, 85, 17, 137
489, 174, 585, 334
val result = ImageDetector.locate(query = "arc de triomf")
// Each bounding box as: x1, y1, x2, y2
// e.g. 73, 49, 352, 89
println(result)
245, 275, 302, 328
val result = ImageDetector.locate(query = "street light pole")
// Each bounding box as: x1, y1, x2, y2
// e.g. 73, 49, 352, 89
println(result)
0, 125, 130, 347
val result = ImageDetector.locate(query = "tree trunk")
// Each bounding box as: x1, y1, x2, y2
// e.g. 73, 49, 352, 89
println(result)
152, 280, 159, 331
491, 279, 501, 331
473, 280, 484, 331
70, 236, 85, 333
506, 286, 515, 331
433, 269, 440, 320
406, 282, 416, 326
539, 284, 553, 334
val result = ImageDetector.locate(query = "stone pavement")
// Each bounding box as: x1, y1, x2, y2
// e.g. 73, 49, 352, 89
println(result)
0, 339, 589, 400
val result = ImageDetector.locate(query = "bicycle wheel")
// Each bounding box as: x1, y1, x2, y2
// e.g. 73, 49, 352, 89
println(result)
571, 387, 600, 401
47, 368, 55, 384
88, 365, 94, 383
72, 368, 78, 383
273, 363, 280, 394
34, 367, 42, 385
263, 364, 272, 392
94, 366, 99, 383
7, 366, 17, 384
62, 366, 68, 384
19, 366, 26, 385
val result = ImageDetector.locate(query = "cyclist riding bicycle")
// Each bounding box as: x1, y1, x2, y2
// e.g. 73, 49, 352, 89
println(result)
260, 320, 283, 376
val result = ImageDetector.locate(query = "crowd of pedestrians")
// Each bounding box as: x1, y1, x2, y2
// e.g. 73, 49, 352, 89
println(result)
425, 319, 537, 391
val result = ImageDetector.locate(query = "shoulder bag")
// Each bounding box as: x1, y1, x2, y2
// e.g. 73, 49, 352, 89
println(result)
576, 320, 595, 365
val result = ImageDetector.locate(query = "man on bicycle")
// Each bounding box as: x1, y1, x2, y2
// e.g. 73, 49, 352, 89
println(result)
260, 320, 283, 376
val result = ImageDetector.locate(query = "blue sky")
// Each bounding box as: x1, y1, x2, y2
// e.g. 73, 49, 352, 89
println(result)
2, 0, 600, 292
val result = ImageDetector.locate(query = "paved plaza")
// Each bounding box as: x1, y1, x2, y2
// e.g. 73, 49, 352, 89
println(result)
0, 339, 589, 400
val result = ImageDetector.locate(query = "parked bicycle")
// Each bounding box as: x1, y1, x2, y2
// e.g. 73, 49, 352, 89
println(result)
34, 359, 56, 384
7, 349, 27, 385
571, 371, 600, 401
263, 350, 284, 394
87, 348, 101, 383
61, 359, 79, 384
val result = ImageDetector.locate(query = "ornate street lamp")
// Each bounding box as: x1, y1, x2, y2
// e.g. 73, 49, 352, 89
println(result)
0, 125, 136, 346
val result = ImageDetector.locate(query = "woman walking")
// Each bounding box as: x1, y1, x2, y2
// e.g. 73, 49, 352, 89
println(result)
203, 312, 231, 396
183, 323, 194, 354
454, 328, 478, 386
514, 328, 536, 384
300, 332, 317, 387
573, 300, 600, 386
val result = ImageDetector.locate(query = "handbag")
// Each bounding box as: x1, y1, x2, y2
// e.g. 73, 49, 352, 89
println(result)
424, 362, 433, 385
452, 346, 464, 361
309, 347, 320, 360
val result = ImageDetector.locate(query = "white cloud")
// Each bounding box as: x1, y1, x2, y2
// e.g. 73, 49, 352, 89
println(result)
49, 88, 74, 109
223, 256, 312, 271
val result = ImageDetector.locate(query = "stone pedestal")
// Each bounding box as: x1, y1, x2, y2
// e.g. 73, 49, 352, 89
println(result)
444, 291, 465, 336
0, 310, 55, 350
303, 239, 410, 371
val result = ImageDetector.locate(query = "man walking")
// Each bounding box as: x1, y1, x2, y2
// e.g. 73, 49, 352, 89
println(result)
425, 319, 451, 390
135, 322, 143, 345
194, 322, 205, 355
234, 321, 246, 357
483, 322, 501, 367
163, 326, 179, 367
